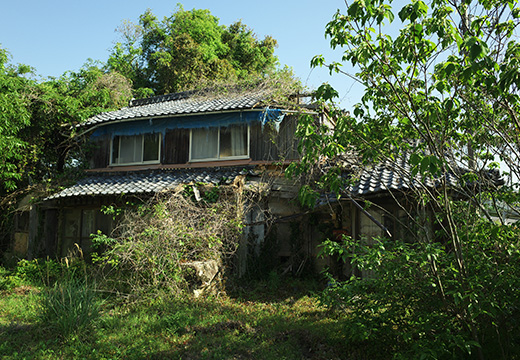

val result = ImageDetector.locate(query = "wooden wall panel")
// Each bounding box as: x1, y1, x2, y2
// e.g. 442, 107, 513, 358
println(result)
250, 117, 301, 162
164, 129, 189, 164
250, 121, 281, 161
278, 115, 300, 160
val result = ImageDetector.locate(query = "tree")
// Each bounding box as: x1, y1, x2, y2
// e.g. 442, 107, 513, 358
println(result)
108, 5, 279, 95
0, 51, 133, 256
291, 0, 520, 357
28, 63, 132, 176
0, 47, 33, 193
0, 51, 132, 196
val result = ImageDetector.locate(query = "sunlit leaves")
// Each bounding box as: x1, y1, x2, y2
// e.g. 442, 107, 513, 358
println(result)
108, 6, 279, 94
0, 48, 32, 192
0, 48, 133, 194
409, 153, 443, 178
463, 36, 489, 61
310, 55, 326, 68
398, 0, 428, 22
314, 83, 339, 102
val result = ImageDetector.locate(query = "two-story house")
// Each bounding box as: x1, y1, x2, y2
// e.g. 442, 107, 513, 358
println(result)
27, 89, 319, 270
14, 88, 499, 278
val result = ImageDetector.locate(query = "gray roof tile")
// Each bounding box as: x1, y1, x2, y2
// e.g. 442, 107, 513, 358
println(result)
82, 91, 267, 128
46, 167, 254, 200
349, 154, 467, 196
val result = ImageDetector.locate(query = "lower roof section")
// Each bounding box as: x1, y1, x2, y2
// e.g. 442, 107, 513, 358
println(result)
46, 167, 255, 200
45, 155, 502, 202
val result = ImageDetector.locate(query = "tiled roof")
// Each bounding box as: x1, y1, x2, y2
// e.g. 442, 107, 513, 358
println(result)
47, 155, 503, 201
348, 155, 502, 196
46, 167, 254, 200
348, 155, 426, 196
82, 91, 267, 128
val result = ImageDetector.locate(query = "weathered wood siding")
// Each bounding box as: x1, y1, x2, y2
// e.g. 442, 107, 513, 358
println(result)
277, 115, 300, 160
163, 129, 190, 164
250, 121, 278, 161
250, 115, 300, 161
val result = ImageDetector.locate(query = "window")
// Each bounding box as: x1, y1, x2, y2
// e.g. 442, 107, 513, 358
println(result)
190, 124, 249, 161
111, 133, 161, 165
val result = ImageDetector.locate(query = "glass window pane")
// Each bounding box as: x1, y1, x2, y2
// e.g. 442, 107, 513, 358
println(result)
191, 128, 218, 160
119, 136, 135, 163
220, 127, 232, 158
135, 136, 143, 162
119, 135, 142, 163
112, 136, 120, 164
143, 133, 160, 162
220, 124, 247, 158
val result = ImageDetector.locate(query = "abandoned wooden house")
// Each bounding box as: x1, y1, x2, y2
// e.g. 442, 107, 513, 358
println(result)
10, 88, 499, 278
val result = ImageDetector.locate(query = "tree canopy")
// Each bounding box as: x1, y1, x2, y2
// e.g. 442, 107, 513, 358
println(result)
0, 49, 132, 197
0, 48, 32, 192
107, 5, 279, 95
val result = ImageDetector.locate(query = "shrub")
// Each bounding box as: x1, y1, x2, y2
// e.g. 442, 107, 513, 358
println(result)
15, 258, 63, 286
0, 266, 23, 291
318, 220, 520, 359
15, 254, 87, 287
93, 188, 244, 299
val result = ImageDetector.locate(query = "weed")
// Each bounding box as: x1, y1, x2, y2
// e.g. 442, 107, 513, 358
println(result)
38, 277, 100, 338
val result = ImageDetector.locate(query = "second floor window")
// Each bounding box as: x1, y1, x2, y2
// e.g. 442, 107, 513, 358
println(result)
111, 133, 161, 165
190, 124, 249, 161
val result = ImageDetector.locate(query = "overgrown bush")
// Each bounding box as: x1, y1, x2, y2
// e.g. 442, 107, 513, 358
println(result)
0, 266, 23, 291
38, 277, 100, 338
319, 218, 520, 359
15, 255, 87, 287
93, 187, 244, 299
0, 252, 89, 292
15, 258, 62, 286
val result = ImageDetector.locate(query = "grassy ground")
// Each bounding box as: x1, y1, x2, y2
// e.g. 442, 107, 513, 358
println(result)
0, 278, 354, 360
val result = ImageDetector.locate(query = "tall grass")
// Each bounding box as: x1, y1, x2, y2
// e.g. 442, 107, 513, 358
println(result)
38, 277, 100, 337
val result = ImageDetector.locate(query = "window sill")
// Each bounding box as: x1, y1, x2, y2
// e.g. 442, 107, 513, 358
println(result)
86, 159, 297, 173
189, 156, 250, 163
109, 161, 161, 167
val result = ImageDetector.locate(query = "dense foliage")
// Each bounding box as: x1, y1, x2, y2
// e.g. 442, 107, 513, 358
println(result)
320, 216, 520, 358
0, 49, 34, 193
0, 48, 133, 253
288, 0, 520, 358
0, 51, 132, 197
107, 5, 279, 95
91, 187, 244, 299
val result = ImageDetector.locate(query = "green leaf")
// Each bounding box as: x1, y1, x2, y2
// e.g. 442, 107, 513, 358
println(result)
315, 83, 339, 101
465, 36, 489, 60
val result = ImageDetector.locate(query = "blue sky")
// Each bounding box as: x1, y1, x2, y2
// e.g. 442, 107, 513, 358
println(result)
0, 0, 362, 109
